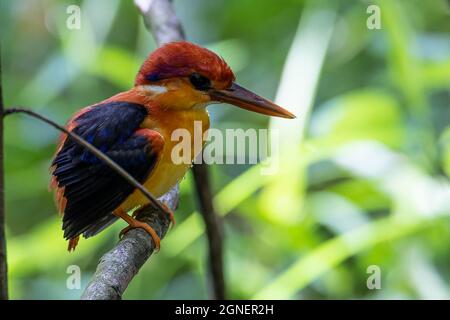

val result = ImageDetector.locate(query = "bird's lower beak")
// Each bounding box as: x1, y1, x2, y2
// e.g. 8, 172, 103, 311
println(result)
209, 83, 296, 119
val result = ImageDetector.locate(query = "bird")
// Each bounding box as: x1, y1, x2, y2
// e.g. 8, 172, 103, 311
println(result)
50, 41, 295, 252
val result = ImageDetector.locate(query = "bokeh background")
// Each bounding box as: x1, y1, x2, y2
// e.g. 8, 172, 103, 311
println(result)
1, 0, 450, 299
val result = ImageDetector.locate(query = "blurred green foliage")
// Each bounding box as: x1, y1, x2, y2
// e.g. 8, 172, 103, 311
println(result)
1, 0, 449, 299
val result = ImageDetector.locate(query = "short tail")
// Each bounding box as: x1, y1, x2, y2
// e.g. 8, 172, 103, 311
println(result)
67, 236, 80, 252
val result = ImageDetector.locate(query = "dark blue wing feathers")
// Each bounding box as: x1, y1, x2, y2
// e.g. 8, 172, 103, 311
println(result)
52, 101, 159, 239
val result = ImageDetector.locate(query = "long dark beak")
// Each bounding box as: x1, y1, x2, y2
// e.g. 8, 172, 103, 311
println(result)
209, 83, 296, 119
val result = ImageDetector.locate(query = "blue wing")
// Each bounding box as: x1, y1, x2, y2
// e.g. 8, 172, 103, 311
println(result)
51, 101, 162, 240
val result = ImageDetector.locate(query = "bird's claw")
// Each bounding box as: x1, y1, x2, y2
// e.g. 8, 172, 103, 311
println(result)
132, 202, 176, 228
118, 220, 161, 251
160, 202, 176, 228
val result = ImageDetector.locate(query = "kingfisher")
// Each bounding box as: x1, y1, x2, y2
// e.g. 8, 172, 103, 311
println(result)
50, 41, 295, 251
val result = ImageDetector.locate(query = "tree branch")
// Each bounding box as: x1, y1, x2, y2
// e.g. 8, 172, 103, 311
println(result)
135, 0, 184, 43
81, 185, 178, 300
135, 0, 226, 299
0, 40, 9, 301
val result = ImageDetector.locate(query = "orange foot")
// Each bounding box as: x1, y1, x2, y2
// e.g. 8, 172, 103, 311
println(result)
114, 210, 161, 250
132, 203, 176, 228
67, 236, 80, 252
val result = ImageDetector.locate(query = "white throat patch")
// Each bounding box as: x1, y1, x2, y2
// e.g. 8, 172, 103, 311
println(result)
141, 84, 168, 95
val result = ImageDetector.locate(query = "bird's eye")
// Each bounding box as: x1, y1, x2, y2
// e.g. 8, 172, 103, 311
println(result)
189, 73, 211, 90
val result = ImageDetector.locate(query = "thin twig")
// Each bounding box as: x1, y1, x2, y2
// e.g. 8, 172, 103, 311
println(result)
192, 163, 225, 299
3, 108, 168, 216
0, 41, 9, 300
135, 0, 227, 299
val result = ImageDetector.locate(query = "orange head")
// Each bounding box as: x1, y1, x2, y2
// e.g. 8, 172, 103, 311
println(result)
135, 41, 295, 119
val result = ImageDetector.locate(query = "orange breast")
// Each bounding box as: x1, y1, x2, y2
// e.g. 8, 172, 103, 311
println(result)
119, 107, 210, 212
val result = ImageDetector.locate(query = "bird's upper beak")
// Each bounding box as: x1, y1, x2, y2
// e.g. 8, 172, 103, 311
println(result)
209, 83, 296, 119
